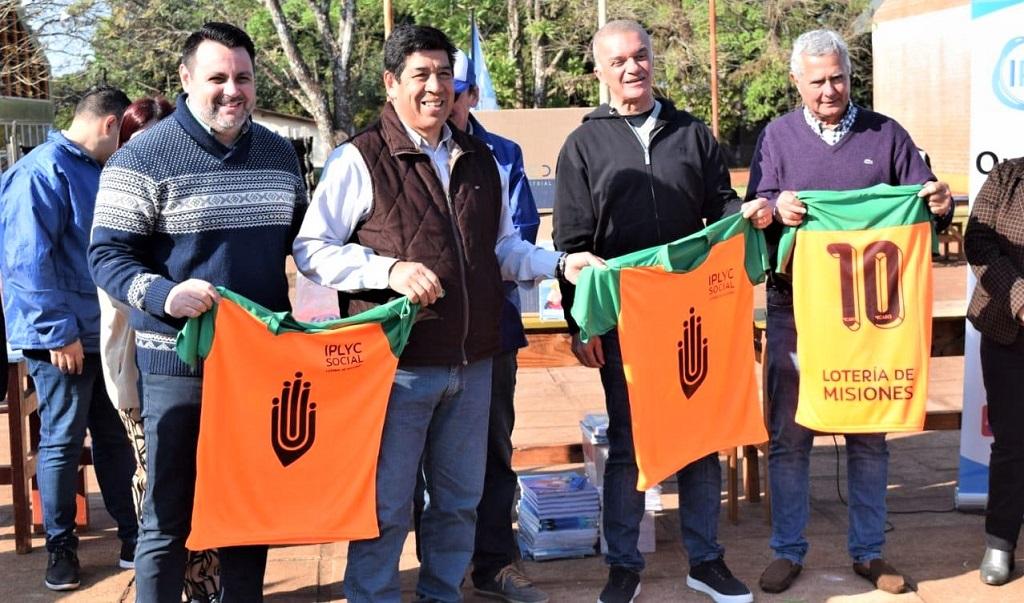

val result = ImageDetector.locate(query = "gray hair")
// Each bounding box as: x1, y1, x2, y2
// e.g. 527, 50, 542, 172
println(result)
790, 29, 851, 77
592, 19, 653, 65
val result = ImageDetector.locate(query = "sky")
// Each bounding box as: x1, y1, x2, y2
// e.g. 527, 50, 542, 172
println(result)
21, 0, 99, 76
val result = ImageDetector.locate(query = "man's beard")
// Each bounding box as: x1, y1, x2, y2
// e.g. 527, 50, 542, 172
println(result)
202, 97, 250, 132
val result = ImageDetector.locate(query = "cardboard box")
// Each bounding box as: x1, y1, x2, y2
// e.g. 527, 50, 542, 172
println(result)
583, 420, 659, 553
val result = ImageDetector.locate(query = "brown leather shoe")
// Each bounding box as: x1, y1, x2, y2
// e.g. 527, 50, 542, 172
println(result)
759, 558, 802, 593
853, 558, 908, 594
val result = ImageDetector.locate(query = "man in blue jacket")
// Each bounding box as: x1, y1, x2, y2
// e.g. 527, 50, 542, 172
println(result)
449, 50, 547, 603
0, 85, 137, 591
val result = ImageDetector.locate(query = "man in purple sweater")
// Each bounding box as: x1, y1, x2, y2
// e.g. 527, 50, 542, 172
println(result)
748, 29, 953, 596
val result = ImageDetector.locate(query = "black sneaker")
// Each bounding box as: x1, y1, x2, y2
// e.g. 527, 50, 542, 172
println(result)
119, 540, 136, 569
45, 547, 81, 591
686, 558, 752, 603
474, 563, 549, 603
598, 566, 641, 603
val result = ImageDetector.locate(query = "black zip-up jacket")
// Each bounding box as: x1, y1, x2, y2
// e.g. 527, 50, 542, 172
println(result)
553, 98, 741, 332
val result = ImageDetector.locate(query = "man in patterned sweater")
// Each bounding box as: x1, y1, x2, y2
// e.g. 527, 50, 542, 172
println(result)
88, 22, 307, 602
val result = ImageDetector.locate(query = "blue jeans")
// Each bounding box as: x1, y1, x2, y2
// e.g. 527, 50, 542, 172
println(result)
345, 359, 492, 603
134, 373, 267, 603
411, 351, 520, 584
25, 353, 136, 552
599, 331, 723, 571
766, 293, 888, 564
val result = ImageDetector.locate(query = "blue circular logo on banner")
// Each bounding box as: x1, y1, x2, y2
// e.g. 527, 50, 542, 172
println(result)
993, 37, 1024, 110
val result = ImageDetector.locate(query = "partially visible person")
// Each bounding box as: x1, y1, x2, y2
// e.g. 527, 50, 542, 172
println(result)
100, 96, 175, 458
418, 49, 548, 603
0, 85, 137, 591
1, 294, 7, 407
98, 95, 221, 603
749, 28, 952, 596
964, 156, 1024, 587
89, 22, 307, 602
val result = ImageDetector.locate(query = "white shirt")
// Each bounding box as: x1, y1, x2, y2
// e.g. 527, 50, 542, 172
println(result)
293, 117, 559, 292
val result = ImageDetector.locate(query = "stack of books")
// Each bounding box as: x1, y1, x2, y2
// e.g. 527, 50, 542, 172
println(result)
517, 472, 600, 560
581, 413, 661, 554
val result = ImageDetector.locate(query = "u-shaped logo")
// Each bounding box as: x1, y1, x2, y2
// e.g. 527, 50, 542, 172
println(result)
271, 372, 318, 467
677, 307, 709, 399
993, 37, 1024, 111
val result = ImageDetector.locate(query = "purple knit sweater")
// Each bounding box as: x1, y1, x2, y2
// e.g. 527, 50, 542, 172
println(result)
748, 106, 937, 286
750, 107, 934, 197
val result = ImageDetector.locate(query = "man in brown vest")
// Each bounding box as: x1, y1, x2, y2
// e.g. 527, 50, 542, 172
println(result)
293, 25, 601, 603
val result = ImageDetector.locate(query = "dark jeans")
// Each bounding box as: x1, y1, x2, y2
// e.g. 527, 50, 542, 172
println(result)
599, 331, 723, 571
134, 373, 268, 602
472, 350, 520, 585
980, 333, 1024, 552
25, 353, 136, 552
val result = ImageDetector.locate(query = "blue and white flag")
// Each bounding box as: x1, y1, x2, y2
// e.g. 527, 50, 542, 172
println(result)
470, 15, 499, 110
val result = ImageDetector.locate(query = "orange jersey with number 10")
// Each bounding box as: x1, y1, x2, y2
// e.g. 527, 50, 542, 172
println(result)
780, 184, 934, 433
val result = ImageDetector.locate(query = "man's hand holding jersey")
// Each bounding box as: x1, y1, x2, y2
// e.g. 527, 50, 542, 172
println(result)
742, 198, 773, 229
772, 191, 807, 226
919, 180, 952, 216
562, 252, 606, 283
165, 279, 221, 319
571, 334, 605, 369
388, 261, 444, 305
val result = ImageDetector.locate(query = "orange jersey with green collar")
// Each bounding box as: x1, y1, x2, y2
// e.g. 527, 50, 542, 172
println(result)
573, 215, 769, 490
176, 290, 417, 549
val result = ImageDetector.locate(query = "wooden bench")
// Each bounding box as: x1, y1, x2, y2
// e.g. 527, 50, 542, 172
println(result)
1, 360, 92, 554
745, 301, 967, 520
513, 302, 967, 524
1, 361, 38, 553
513, 314, 760, 523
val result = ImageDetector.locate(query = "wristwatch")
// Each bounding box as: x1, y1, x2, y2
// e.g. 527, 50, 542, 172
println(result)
555, 252, 568, 281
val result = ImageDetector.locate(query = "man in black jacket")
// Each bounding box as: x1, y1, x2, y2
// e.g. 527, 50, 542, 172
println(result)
553, 19, 770, 603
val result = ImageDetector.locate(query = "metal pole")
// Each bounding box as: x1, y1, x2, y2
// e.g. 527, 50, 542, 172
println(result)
384, 0, 393, 39
598, 0, 608, 105
709, 0, 720, 139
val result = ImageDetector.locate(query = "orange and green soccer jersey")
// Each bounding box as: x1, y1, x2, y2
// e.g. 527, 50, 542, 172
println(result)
572, 214, 770, 491
778, 183, 934, 433
175, 288, 418, 550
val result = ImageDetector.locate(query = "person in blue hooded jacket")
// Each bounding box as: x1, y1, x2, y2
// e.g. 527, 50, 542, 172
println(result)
411, 48, 547, 603
447, 49, 547, 603
0, 85, 137, 592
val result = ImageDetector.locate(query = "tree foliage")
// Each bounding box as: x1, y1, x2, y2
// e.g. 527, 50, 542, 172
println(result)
43, 0, 873, 160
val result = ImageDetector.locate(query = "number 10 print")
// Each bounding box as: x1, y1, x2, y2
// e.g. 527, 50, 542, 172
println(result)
827, 241, 904, 331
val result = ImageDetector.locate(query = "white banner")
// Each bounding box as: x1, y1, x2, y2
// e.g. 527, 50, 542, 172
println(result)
957, 0, 1024, 509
